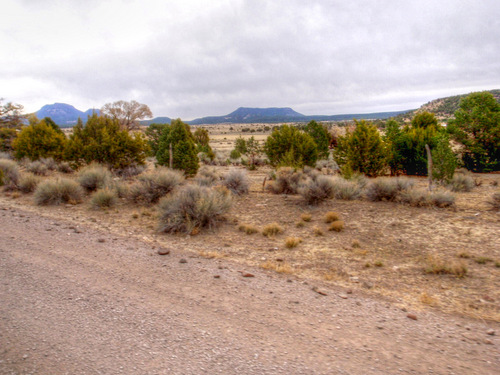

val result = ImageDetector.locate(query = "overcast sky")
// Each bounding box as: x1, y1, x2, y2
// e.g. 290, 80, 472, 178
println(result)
1, 0, 499, 120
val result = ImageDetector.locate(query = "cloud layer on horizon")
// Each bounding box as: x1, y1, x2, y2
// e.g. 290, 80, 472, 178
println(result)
2, 0, 500, 119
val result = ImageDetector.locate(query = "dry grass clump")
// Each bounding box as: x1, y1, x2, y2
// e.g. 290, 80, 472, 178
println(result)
324, 211, 340, 223
474, 256, 493, 264
223, 169, 249, 195
195, 167, 220, 186
91, 188, 118, 209
298, 175, 335, 204
238, 223, 259, 234
267, 167, 306, 194
26, 161, 49, 176
18, 173, 40, 193
313, 226, 324, 236
0, 159, 20, 189
260, 260, 293, 274
0, 152, 12, 160
78, 164, 112, 192
301, 213, 312, 222
129, 168, 184, 204
448, 174, 475, 192
486, 192, 500, 211
39, 157, 57, 171
315, 158, 339, 173
430, 190, 455, 208
157, 185, 232, 234
113, 164, 146, 179
328, 220, 345, 232
398, 188, 455, 208
262, 222, 284, 237
425, 256, 467, 278
365, 177, 414, 201
330, 176, 362, 200
34, 178, 84, 205
285, 237, 302, 248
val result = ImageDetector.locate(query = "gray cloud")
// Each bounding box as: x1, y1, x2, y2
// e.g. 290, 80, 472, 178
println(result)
2, 0, 500, 119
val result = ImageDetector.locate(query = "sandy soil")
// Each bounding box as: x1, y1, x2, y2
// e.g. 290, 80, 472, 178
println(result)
1, 203, 499, 374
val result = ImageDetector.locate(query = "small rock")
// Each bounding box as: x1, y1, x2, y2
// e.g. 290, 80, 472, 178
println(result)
214, 275, 220, 279
401, 307, 408, 312
376, 326, 384, 330
276, 258, 284, 262
157, 248, 170, 256
407, 313, 418, 321
363, 282, 373, 289
312, 287, 327, 296
483, 295, 495, 302
287, 279, 293, 283
346, 289, 353, 294
98, 238, 105, 243
179, 258, 187, 264
484, 339, 493, 345
338, 294, 348, 299
23, 354, 28, 359
487, 329, 495, 336
242, 272, 254, 278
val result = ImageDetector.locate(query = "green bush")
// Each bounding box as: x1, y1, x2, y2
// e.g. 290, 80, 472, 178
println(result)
91, 188, 118, 209
129, 168, 184, 204
431, 134, 458, 184
264, 124, 318, 168
78, 164, 112, 192
156, 119, 199, 176
65, 115, 148, 169
448, 91, 500, 172
365, 177, 414, 201
304, 120, 330, 159
34, 178, 84, 205
12, 119, 67, 161
298, 175, 335, 205
18, 173, 40, 193
223, 169, 249, 195
157, 185, 232, 233
334, 120, 387, 177
0, 159, 20, 189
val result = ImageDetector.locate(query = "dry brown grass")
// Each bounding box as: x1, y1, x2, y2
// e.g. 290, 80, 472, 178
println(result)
285, 237, 302, 248
301, 213, 312, 222
328, 220, 344, 232
238, 224, 259, 234
324, 211, 340, 223
260, 260, 293, 274
262, 222, 284, 237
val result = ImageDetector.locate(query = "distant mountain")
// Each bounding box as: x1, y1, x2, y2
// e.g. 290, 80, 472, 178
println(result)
395, 89, 500, 121
144, 107, 407, 126
35, 103, 100, 127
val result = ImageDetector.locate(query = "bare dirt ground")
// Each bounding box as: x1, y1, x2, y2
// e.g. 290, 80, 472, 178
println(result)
1, 202, 499, 375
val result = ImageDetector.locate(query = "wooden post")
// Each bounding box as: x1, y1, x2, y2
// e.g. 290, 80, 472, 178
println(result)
425, 144, 433, 191
169, 143, 173, 169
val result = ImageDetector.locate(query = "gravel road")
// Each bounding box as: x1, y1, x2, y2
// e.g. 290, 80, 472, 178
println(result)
0, 205, 498, 374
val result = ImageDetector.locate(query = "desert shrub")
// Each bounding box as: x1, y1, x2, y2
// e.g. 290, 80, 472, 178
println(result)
315, 158, 339, 173
365, 177, 414, 201
262, 222, 284, 237
328, 220, 345, 232
223, 169, 249, 195
0, 158, 20, 189
264, 124, 318, 168
447, 174, 475, 192
110, 180, 129, 198
78, 164, 112, 192
285, 237, 302, 248
230, 149, 241, 160
40, 157, 58, 171
487, 192, 500, 211
156, 119, 199, 176
157, 185, 232, 233
57, 161, 74, 174
267, 167, 306, 194
129, 168, 184, 204
18, 173, 40, 193
298, 175, 335, 204
113, 164, 146, 179
26, 161, 49, 176
13, 119, 67, 161
431, 190, 456, 208
330, 176, 362, 200
65, 115, 148, 169
91, 188, 118, 209
238, 224, 259, 234
195, 167, 220, 186
0, 152, 12, 160
324, 211, 340, 223
398, 188, 432, 207
34, 178, 84, 205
